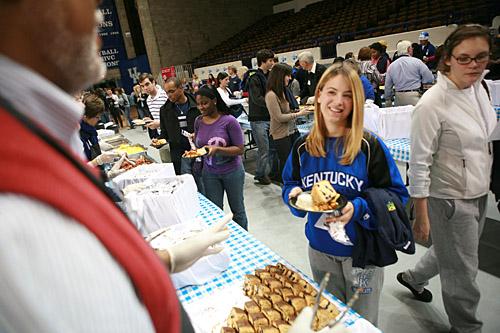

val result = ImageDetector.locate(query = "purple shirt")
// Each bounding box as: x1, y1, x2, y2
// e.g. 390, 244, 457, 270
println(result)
195, 115, 244, 174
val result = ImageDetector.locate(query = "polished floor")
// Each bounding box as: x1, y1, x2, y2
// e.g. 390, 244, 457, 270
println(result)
122, 126, 500, 333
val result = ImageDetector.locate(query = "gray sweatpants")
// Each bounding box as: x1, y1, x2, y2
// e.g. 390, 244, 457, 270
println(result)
308, 246, 384, 326
406, 196, 487, 333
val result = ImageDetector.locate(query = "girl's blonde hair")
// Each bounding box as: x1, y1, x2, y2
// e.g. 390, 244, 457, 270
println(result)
305, 62, 365, 165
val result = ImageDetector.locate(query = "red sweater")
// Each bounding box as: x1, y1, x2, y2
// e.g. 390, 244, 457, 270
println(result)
0, 106, 180, 332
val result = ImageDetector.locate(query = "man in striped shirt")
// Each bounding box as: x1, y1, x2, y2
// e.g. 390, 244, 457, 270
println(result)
139, 73, 168, 139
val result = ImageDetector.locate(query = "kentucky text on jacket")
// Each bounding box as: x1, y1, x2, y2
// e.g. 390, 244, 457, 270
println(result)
301, 171, 364, 191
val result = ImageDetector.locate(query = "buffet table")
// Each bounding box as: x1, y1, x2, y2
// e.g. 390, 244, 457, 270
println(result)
178, 194, 381, 333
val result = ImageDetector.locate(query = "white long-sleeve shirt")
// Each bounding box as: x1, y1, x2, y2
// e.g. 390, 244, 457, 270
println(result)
0, 55, 155, 332
217, 86, 246, 107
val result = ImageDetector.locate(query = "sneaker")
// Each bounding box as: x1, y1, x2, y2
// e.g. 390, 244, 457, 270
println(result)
397, 272, 433, 303
254, 176, 271, 185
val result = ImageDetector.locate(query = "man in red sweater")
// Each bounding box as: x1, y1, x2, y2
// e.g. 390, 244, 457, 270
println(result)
0, 1, 229, 332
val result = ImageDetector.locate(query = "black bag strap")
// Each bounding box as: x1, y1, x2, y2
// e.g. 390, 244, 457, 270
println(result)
481, 80, 491, 101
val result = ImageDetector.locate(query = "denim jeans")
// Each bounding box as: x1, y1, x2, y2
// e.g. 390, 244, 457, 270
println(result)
100, 111, 110, 124
250, 121, 270, 178
123, 106, 133, 127
136, 106, 145, 119
202, 164, 248, 230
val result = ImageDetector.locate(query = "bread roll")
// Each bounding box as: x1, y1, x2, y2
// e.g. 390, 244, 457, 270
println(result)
245, 300, 260, 314
258, 326, 279, 333
311, 180, 338, 204
253, 296, 272, 310
236, 320, 255, 333
289, 297, 307, 313
227, 307, 247, 327
262, 308, 281, 322
272, 320, 291, 333
249, 312, 269, 329
274, 301, 295, 321
267, 293, 283, 304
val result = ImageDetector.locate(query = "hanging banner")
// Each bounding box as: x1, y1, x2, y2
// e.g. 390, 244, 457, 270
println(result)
98, 0, 126, 69
119, 55, 151, 93
161, 66, 176, 81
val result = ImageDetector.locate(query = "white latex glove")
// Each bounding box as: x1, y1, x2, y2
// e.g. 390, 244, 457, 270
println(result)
306, 96, 315, 105
289, 307, 353, 333
107, 168, 126, 179
94, 151, 120, 165
165, 214, 232, 273
99, 141, 114, 151
106, 154, 127, 178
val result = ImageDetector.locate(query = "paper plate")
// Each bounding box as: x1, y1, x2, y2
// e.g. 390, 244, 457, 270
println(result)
182, 147, 208, 159
150, 139, 168, 149
289, 192, 348, 216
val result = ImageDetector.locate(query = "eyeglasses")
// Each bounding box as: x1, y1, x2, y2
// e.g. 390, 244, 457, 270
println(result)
451, 53, 490, 65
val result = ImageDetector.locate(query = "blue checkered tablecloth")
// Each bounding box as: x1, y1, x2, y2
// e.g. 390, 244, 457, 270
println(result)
238, 117, 409, 163
383, 138, 411, 163
177, 194, 381, 332
176, 195, 280, 303
297, 122, 312, 134
495, 107, 500, 120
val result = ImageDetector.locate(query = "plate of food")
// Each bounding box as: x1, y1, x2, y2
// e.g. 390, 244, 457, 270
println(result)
119, 155, 154, 171
289, 180, 347, 216
299, 105, 315, 112
132, 119, 154, 126
182, 147, 208, 159
150, 138, 167, 148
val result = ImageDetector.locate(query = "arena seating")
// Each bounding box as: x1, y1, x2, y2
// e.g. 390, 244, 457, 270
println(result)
189, 0, 497, 68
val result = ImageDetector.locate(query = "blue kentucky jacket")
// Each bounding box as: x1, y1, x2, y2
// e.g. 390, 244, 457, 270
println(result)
282, 131, 409, 259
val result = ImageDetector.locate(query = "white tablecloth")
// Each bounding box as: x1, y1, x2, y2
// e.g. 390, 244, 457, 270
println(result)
121, 173, 199, 235
364, 103, 413, 140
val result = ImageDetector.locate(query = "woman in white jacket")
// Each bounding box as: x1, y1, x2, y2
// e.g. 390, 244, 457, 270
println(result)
397, 25, 496, 333
216, 72, 247, 117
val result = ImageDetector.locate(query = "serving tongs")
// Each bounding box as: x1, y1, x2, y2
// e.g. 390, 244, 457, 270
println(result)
182, 130, 196, 150
310, 272, 330, 329
145, 228, 168, 243
123, 156, 136, 166
182, 130, 203, 161
327, 287, 362, 329
310, 272, 362, 330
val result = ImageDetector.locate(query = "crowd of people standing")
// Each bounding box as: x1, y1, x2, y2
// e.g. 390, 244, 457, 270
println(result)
16, 12, 497, 330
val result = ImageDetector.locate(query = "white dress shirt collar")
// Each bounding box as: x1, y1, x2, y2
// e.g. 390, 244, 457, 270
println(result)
0, 54, 85, 156
310, 61, 317, 74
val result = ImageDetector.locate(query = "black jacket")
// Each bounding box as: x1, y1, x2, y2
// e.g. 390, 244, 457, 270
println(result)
228, 75, 242, 93
352, 187, 415, 268
483, 81, 500, 211
299, 63, 327, 103
248, 68, 270, 121
158, 92, 200, 151
491, 140, 500, 211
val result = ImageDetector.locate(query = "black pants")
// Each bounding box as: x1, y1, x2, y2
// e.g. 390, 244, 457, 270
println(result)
110, 107, 123, 127
274, 131, 300, 183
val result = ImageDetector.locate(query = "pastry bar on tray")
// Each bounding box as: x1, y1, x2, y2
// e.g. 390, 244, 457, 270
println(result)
222, 263, 340, 332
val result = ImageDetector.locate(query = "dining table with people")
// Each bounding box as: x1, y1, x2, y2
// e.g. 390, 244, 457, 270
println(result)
2, 0, 500, 329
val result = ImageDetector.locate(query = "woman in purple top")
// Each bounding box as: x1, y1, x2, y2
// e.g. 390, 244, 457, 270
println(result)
194, 86, 248, 230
